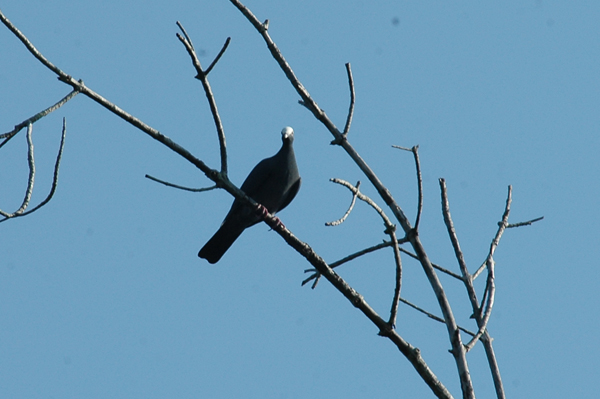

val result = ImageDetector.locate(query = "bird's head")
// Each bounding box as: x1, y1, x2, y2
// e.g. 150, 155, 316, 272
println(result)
281, 126, 294, 142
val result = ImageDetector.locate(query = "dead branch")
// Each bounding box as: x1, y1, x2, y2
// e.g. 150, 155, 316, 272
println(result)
228, 2, 471, 396
176, 21, 229, 175
342, 62, 355, 136
393, 145, 423, 230
145, 174, 218, 192
0, 118, 66, 222
325, 180, 361, 226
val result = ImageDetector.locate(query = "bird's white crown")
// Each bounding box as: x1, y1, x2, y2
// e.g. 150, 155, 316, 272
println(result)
281, 126, 294, 140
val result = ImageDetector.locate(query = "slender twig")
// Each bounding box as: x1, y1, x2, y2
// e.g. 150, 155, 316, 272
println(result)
176, 21, 195, 51
206, 37, 231, 75
326, 180, 360, 226
1, 123, 36, 217
302, 237, 418, 288
398, 246, 462, 280
400, 298, 476, 337
1, 89, 78, 149
393, 145, 423, 230
342, 63, 355, 136
145, 174, 218, 192
439, 179, 480, 328
176, 22, 228, 175
472, 216, 543, 280
329, 178, 394, 228
388, 227, 403, 328
507, 216, 543, 228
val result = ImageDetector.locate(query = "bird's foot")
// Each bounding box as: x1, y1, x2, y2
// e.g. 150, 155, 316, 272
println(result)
272, 215, 285, 229
255, 203, 270, 219
255, 204, 286, 229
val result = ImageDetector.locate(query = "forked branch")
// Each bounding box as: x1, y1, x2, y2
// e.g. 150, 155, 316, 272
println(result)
0, 119, 67, 223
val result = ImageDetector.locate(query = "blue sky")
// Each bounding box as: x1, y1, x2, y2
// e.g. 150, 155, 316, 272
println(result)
1, 1, 599, 398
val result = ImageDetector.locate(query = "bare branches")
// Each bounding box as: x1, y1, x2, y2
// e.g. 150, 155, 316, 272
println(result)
229, 1, 472, 396
0, 84, 73, 223
2, 4, 542, 398
0, 119, 67, 223
176, 21, 229, 175
325, 178, 404, 326
440, 178, 480, 324
342, 63, 355, 136
259, 208, 453, 399
393, 145, 424, 230
0, 10, 66, 79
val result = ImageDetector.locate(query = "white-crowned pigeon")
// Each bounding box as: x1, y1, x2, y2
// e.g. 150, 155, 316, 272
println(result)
199, 126, 301, 263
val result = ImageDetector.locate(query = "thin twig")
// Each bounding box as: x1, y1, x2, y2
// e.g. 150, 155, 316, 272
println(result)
398, 247, 462, 280
176, 21, 195, 51
507, 216, 543, 228
388, 227, 403, 328
342, 63, 355, 136
400, 297, 476, 337
1, 89, 78, 149
145, 174, 218, 192
326, 180, 360, 226
393, 145, 423, 230
473, 216, 543, 279
205, 37, 231, 75
330, 178, 394, 228
1, 123, 34, 218
463, 187, 511, 352
439, 178, 480, 329
302, 237, 412, 288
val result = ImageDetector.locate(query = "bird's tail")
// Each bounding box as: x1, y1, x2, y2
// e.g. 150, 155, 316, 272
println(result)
198, 221, 245, 264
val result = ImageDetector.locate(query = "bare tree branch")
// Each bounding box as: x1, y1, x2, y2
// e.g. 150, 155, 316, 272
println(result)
228, 2, 472, 397
439, 178, 481, 329
325, 178, 404, 326
507, 216, 544, 228
0, 118, 66, 222
463, 187, 512, 351
400, 297, 476, 337
325, 180, 361, 226
176, 21, 229, 175
393, 145, 424, 230
145, 174, 218, 192
342, 62, 355, 136
1, 89, 78, 148
206, 37, 232, 76
0, 123, 35, 218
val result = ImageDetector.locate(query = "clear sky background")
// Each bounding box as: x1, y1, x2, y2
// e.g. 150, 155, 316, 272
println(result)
1, 1, 599, 398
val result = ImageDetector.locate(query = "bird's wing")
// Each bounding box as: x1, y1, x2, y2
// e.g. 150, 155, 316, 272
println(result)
277, 177, 301, 213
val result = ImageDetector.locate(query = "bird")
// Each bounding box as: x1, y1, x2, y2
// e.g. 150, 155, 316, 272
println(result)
198, 126, 301, 264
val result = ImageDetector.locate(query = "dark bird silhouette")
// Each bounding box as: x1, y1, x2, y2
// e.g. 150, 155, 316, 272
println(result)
198, 127, 301, 263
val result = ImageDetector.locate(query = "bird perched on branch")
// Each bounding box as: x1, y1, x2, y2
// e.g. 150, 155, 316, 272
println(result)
199, 126, 301, 263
